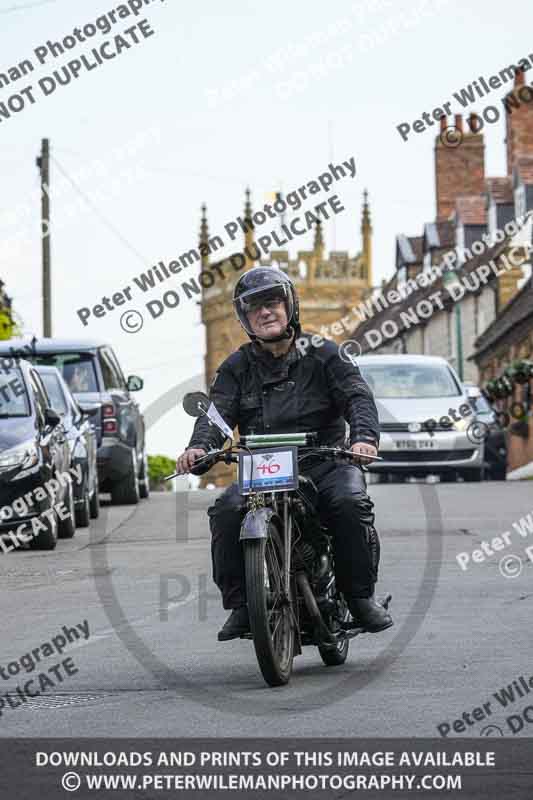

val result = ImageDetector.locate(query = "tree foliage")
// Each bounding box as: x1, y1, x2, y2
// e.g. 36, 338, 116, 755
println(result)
148, 454, 175, 490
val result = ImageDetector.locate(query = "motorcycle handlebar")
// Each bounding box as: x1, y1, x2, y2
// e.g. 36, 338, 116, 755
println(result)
164, 445, 381, 480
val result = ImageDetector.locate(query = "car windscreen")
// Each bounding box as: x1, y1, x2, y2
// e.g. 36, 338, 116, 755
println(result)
38, 372, 68, 414
470, 394, 493, 414
0, 368, 30, 416
358, 363, 462, 399
31, 353, 98, 393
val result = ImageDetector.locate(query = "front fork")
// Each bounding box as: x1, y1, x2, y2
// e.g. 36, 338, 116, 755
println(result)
282, 493, 291, 597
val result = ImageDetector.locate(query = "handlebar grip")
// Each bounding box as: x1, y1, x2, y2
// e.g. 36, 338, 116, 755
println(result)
189, 454, 215, 476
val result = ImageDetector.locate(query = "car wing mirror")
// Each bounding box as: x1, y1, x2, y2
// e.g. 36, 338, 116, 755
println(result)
127, 375, 144, 392
78, 401, 101, 418
182, 391, 233, 441
44, 407, 62, 428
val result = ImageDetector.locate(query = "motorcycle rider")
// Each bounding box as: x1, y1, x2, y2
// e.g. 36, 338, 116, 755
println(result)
176, 267, 393, 641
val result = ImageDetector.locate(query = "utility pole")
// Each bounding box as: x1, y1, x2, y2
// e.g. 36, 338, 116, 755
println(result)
36, 138, 51, 337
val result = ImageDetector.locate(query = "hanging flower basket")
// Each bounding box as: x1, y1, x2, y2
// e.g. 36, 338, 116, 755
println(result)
504, 359, 533, 385
484, 376, 514, 400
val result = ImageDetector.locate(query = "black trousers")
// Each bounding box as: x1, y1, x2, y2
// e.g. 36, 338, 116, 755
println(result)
207, 462, 380, 610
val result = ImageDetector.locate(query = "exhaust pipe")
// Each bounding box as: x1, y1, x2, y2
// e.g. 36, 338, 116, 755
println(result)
296, 572, 337, 648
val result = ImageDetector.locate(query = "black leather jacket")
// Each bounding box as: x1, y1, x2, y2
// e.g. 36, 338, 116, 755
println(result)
188, 332, 379, 452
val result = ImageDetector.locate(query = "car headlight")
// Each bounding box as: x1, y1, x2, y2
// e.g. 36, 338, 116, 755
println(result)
0, 441, 39, 472
453, 418, 470, 432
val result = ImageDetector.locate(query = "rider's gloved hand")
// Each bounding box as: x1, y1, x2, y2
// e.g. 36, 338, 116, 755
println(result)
350, 442, 377, 466
175, 448, 207, 475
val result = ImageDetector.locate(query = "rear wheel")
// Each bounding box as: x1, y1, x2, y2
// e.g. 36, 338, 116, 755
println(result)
58, 480, 76, 538
89, 484, 100, 519
75, 480, 91, 528
111, 450, 140, 505
244, 522, 294, 687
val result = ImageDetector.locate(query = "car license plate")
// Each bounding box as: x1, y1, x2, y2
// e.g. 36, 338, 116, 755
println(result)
395, 440, 435, 449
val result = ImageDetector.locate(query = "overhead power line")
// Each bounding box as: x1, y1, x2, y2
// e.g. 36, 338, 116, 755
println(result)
51, 155, 150, 268
0, 0, 59, 14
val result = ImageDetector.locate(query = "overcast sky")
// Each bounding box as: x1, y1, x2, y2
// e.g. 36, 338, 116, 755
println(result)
0, 0, 529, 461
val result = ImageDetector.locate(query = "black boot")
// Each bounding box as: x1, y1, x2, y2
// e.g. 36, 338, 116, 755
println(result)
217, 606, 250, 641
347, 596, 393, 633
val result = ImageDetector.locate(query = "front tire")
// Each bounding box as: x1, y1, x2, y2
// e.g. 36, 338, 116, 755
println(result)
29, 510, 58, 550
244, 523, 294, 687
139, 450, 150, 500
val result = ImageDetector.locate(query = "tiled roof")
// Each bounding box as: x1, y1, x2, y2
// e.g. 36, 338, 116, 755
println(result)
355, 238, 509, 352
472, 276, 533, 357
486, 177, 513, 204
455, 195, 487, 225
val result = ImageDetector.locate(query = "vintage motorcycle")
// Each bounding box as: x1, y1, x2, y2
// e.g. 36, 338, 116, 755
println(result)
170, 391, 391, 688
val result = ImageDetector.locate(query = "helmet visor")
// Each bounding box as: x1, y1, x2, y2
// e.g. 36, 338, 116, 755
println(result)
234, 284, 294, 335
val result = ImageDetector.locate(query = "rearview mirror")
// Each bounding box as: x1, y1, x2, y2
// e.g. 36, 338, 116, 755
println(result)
127, 375, 144, 392
44, 407, 61, 428
183, 391, 209, 417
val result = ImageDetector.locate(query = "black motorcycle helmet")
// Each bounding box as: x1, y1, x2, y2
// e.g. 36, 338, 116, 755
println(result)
233, 267, 300, 342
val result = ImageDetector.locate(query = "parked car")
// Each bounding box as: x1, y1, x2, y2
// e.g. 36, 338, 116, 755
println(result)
463, 382, 507, 481
0, 339, 149, 505
0, 359, 75, 549
356, 354, 486, 481
34, 365, 101, 526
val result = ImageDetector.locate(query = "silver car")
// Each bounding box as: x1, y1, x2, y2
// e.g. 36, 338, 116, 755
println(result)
356, 355, 486, 481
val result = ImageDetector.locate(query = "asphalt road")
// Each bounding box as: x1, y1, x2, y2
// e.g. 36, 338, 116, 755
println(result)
1, 480, 532, 739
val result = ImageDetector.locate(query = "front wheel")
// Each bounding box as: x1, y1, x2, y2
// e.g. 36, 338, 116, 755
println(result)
139, 450, 150, 500
244, 523, 294, 687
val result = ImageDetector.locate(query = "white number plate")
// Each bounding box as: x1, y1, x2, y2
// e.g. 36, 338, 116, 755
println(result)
395, 440, 435, 450
239, 446, 298, 494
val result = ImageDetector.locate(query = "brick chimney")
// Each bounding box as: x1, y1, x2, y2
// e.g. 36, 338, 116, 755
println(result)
504, 68, 533, 175
435, 114, 485, 221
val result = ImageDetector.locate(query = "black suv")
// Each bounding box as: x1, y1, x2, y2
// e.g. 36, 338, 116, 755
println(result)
0, 339, 149, 505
